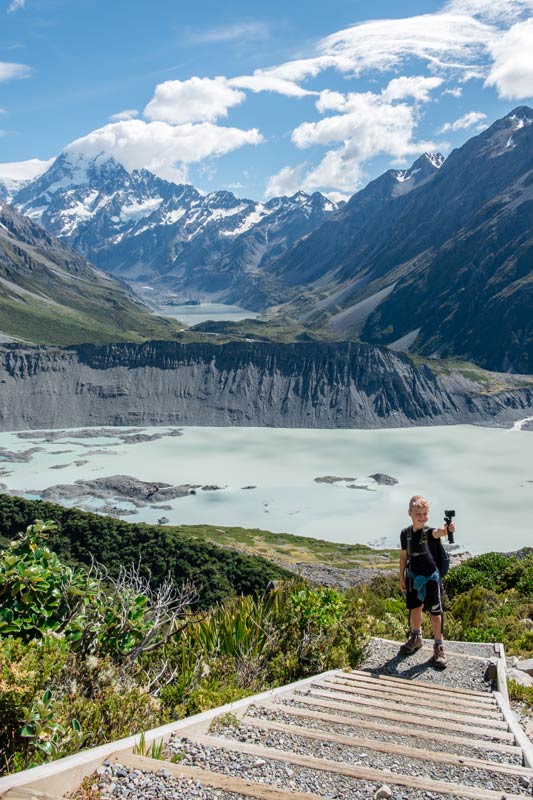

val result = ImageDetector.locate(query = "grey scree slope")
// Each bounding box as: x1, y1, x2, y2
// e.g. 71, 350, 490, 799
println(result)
2, 637, 533, 800
0, 341, 532, 431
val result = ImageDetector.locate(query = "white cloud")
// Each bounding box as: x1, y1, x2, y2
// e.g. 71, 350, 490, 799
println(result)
296, 146, 366, 195
439, 110, 488, 132
109, 109, 139, 122
263, 13, 494, 87
63, 119, 262, 183
188, 21, 269, 44
295, 91, 433, 158
443, 0, 532, 25
7, 0, 25, 12
144, 77, 245, 124
265, 164, 307, 197
229, 73, 316, 98
0, 61, 31, 81
268, 86, 443, 197
485, 19, 533, 99
443, 86, 463, 96
381, 76, 443, 103
0, 157, 53, 181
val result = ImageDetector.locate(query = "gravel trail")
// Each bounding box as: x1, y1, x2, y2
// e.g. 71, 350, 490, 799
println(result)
205, 722, 530, 795
357, 639, 494, 694
165, 736, 524, 800
246, 704, 522, 765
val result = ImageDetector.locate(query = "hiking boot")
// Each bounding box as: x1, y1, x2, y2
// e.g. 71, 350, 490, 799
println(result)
433, 642, 447, 669
399, 632, 423, 655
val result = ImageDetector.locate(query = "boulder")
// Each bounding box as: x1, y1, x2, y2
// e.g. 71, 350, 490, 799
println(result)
507, 667, 533, 687
516, 658, 533, 676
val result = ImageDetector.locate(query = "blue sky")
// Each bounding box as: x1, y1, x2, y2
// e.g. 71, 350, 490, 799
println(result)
1, 0, 532, 200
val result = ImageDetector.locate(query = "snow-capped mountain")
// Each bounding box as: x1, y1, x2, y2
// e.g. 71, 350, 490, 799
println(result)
13, 152, 340, 304
389, 152, 445, 197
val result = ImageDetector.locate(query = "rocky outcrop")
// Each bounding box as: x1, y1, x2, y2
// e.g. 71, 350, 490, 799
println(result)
0, 340, 532, 432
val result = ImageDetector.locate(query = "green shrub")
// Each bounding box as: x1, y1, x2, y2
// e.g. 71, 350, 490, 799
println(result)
444, 553, 512, 597
0, 635, 74, 772
0, 521, 89, 640
499, 555, 533, 596
507, 680, 533, 712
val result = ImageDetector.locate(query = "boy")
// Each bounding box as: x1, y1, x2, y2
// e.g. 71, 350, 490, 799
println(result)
399, 495, 455, 669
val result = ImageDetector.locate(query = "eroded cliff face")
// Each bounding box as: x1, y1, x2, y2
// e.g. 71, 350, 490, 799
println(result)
0, 341, 531, 432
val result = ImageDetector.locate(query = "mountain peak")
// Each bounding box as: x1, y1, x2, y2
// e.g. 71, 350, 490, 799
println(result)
504, 106, 533, 123
505, 105, 533, 128
421, 152, 445, 169
389, 152, 444, 197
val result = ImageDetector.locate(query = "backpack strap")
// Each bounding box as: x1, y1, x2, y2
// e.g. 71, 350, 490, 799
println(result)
405, 527, 413, 590
421, 528, 440, 578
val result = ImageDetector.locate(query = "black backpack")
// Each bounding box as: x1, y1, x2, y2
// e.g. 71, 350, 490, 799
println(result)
406, 526, 450, 580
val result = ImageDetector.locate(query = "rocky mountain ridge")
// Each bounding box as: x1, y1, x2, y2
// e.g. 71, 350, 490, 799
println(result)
0, 201, 181, 345
271, 107, 533, 373
10, 151, 339, 304
0, 340, 531, 432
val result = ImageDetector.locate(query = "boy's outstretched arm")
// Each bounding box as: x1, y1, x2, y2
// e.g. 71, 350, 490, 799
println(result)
432, 522, 456, 539
399, 549, 407, 592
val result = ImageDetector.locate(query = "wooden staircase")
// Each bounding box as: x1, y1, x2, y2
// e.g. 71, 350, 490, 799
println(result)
1, 640, 532, 800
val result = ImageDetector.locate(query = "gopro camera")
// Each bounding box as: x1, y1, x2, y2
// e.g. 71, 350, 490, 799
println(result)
444, 509, 455, 544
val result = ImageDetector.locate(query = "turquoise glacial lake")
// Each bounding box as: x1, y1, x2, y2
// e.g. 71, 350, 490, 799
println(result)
0, 424, 531, 554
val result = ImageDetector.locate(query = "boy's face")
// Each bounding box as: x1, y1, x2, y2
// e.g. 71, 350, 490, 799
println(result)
409, 504, 429, 530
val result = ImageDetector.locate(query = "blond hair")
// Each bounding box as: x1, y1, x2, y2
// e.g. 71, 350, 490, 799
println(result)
409, 495, 430, 512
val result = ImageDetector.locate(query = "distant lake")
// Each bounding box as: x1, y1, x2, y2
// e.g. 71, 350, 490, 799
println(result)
0, 424, 531, 555
157, 302, 259, 326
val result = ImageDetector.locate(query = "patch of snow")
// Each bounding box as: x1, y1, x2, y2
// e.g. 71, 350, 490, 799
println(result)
207, 204, 248, 221
426, 153, 445, 168
164, 208, 187, 225
220, 205, 270, 237
119, 197, 162, 223
22, 204, 48, 222
506, 136, 515, 149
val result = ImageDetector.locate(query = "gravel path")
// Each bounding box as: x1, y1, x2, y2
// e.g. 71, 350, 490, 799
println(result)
92, 761, 249, 800
246, 704, 522, 765
165, 736, 518, 800
204, 722, 530, 795
302, 681, 500, 720
280, 696, 509, 744
357, 639, 494, 694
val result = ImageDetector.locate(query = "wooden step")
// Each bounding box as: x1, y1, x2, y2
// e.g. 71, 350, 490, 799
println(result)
336, 671, 498, 709
322, 677, 501, 717
283, 692, 515, 741
259, 700, 522, 757
347, 668, 495, 700
187, 732, 531, 800
246, 716, 533, 779
306, 684, 507, 728
114, 751, 327, 800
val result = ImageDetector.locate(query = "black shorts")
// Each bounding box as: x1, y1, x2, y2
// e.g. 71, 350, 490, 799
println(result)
405, 577, 443, 615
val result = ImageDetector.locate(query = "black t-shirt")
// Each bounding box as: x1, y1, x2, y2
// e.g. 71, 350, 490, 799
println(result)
401, 525, 439, 577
